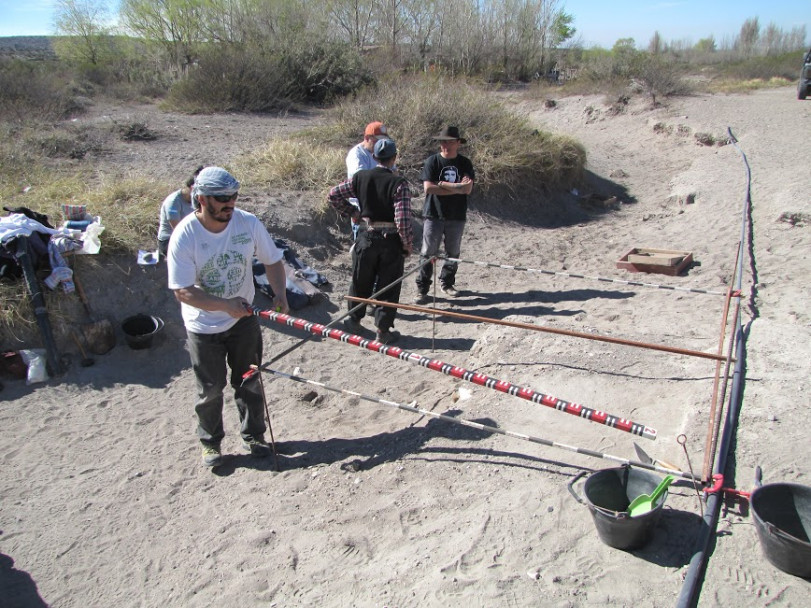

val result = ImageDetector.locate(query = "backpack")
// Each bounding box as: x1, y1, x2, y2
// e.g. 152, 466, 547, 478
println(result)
0, 206, 53, 281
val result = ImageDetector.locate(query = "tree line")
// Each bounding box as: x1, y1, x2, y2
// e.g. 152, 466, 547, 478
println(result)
54, 0, 573, 82
8, 0, 800, 114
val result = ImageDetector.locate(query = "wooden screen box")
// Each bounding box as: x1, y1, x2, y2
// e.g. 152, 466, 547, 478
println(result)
616, 247, 693, 276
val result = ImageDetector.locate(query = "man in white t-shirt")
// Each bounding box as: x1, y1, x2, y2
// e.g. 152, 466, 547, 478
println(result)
345, 121, 389, 239
167, 166, 289, 468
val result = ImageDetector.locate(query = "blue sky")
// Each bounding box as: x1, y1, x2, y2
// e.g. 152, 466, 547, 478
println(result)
564, 0, 809, 48
0, 0, 808, 48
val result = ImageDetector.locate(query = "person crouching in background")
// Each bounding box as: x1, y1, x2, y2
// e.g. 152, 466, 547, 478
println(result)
157, 165, 203, 259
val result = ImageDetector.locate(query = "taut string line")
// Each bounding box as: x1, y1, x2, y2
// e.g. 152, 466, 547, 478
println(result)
438, 255, 733, 297
247, 366, 695, 479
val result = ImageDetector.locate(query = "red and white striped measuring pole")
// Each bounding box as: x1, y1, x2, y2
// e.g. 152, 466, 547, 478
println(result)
248, 306, 658, 441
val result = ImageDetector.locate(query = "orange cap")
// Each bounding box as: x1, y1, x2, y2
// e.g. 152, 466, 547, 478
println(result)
364, 121, 389, 138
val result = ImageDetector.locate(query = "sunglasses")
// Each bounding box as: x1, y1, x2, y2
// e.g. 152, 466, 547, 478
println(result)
211, 193, 238, 203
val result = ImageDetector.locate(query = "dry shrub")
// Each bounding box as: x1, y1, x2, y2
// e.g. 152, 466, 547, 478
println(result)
3, 173, 169, 255
0, 281, 31, 339
709, 76, 794, 94
0, 58, 80, 123
235, 139, 345, 194
25, 124, 108, 159
85, 177, 170, 252
235, 76, 585, 214
717, 52, 803, 82
116, 121, 157, 141
694, 132, 730, 147
0, 278, 80, 348
330, 75, 585, 193
652, 122, 673, 135
634, 57, 692, 105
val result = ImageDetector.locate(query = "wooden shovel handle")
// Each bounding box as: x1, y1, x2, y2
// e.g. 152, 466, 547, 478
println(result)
70, 330, 89, 359
72, 271, 93, 315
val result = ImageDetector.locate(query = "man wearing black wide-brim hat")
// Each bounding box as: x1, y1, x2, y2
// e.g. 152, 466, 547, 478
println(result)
414, 126, 475, 303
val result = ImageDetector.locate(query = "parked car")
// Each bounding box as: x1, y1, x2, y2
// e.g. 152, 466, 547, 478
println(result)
799, 48, 811, 100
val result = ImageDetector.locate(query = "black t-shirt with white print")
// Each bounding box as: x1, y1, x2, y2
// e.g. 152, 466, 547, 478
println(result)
420, 152, 475, 221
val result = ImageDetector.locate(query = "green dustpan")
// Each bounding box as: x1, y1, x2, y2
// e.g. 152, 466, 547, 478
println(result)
627, 475, 675, 517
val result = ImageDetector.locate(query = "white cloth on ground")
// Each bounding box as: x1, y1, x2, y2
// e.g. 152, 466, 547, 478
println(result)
0, 214, 61, 244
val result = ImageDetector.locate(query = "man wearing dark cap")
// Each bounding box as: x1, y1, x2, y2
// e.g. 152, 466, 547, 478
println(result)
167, 166, 290, 468
414, 125, 475, 302
328, 139, 413, 344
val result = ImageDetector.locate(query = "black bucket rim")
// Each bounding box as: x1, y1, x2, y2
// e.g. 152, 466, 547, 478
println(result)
121, 314, 164, 350
569, 465, 668, 550
122, 314, 164, 337
750, 481, 811, 578
583, 466, 669, 511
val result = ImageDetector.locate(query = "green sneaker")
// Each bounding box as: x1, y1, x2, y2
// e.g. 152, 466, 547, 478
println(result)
242, 436, 271, 457
201, 444, 223, 467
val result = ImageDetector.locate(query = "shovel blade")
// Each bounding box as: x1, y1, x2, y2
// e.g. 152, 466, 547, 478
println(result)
81, 319, 116, 355
634, 442, 654, 465
634, 442, 681, 471
628, 475, 676, 517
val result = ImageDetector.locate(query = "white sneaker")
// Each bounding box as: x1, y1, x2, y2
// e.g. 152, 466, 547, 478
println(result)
441, 285, 458, 297
413, 293, 429, 305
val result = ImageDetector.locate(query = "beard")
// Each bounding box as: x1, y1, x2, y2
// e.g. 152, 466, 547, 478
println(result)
204, 200, 234, 223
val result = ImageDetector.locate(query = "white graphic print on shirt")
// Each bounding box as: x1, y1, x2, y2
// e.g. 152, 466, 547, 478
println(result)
199, 247, 248, 298
441, 166, 459, 183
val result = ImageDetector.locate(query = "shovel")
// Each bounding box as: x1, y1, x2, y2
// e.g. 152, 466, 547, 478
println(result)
70, 330, 95, 367
627, 475, 675, 517
73, 268, 116, 355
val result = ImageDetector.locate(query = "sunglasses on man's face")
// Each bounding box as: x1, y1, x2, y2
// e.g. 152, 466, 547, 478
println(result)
211, 193, 238, 203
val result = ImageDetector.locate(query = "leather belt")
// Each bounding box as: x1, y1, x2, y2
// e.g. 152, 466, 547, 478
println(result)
363, 221, 397, 229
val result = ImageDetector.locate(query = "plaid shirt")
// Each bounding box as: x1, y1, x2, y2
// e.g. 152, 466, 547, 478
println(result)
328, 173, 413, 246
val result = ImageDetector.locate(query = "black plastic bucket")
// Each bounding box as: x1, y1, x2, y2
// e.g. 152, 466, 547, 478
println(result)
750, 481, 811, 578
568, 465, 668, 550
122, 314, 164, 350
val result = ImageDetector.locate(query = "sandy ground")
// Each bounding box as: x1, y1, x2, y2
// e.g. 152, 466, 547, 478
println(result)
1, 85, 809, 607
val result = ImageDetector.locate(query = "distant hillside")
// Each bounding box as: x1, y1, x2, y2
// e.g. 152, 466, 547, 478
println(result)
0, 36, 56, 60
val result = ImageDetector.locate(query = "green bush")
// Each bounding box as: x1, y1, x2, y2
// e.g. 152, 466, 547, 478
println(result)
165, 40, 373, 113
280, 41, 375, 104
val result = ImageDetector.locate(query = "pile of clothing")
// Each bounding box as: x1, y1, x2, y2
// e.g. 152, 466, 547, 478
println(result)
252, 238, 328, 310
0, 205, 103, 291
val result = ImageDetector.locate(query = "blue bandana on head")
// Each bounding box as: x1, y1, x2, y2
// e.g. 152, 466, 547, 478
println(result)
193, 166, 240, 198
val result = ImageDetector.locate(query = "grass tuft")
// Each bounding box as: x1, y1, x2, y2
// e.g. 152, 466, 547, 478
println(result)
235, 139, 346, 193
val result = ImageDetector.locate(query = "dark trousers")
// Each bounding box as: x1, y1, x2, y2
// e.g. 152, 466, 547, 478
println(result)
348, 229, 405, 332
186, 316, 266, 446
